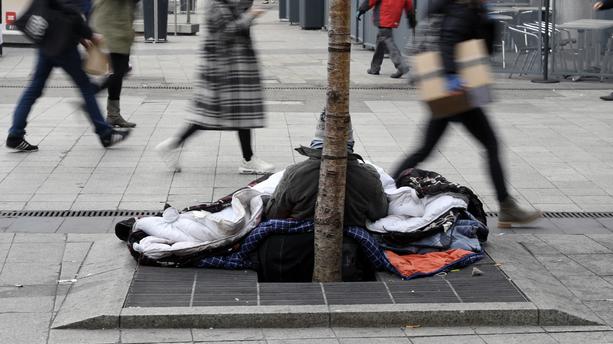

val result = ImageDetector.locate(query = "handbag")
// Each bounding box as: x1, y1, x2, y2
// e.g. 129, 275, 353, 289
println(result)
84, 44, 109, 76
14, 0, 81, 57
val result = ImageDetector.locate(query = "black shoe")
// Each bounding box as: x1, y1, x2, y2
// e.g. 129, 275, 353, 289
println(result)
600, 93, 613, 101
100, 129, 131, 148
367, 68, 380, 75
390, 67, 409, 79
6, 136, 38, 152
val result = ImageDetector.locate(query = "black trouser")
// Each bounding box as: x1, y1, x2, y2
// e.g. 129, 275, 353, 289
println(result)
370, 28, 407, 72
177, 124, 254, 161
393, 108, 510, 202
98, 53, 130, 100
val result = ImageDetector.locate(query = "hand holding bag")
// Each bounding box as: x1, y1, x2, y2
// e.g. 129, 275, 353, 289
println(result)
84, 43, 109, 76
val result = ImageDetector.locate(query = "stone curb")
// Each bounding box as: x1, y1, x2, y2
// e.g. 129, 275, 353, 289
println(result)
54, 303, 598, 329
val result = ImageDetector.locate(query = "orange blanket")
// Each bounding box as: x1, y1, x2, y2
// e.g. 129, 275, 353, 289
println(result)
385, 249, 482, 279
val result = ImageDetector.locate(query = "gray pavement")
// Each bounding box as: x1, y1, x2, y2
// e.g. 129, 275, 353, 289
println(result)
1, 5, 613, 343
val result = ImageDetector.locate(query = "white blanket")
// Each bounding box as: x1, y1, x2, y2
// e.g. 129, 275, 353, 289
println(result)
365, 164, 468, 234
133, 188, 265, 259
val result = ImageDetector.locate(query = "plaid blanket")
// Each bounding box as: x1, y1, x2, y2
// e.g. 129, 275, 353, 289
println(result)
196, 219, 397, 274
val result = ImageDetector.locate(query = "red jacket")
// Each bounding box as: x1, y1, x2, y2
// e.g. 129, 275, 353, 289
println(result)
359, 0, 414, 29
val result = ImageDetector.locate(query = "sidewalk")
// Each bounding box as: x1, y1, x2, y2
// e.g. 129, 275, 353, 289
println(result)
1, 5, 613, 343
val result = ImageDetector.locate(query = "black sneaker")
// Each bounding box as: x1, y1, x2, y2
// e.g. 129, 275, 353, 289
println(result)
367, 68, 380, 75
600, 92, 613, 101
390, 66, 410, 79
6, 136, 38, 152
100, 129, 131, 148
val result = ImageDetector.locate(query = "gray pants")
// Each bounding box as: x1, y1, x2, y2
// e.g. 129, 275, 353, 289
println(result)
370, 28, 408, 72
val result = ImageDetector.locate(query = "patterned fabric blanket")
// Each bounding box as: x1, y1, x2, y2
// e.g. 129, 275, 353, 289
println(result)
196, 219, 397, 274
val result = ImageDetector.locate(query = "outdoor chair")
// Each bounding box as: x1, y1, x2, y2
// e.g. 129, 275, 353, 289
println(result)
507, 25, 541, 78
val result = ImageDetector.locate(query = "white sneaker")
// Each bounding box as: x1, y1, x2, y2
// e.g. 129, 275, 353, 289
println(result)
155, 138, 182, 172
239, 157, 275, 174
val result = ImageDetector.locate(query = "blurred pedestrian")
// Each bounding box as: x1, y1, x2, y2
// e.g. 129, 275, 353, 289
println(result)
6, 0, 130, 152
90, 0, 138, 128
392, 0, 542, 228
156, 0, 274, 174
594, 0, 613, 101
357, 0, 416, 78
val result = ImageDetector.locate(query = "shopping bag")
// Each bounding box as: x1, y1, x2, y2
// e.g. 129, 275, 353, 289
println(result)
413, 39, 493, 118
84, 44, 109, 76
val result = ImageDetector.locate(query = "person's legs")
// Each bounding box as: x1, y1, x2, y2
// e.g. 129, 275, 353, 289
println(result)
369, 29, 388, 74
392, 118, 449, 179
56, 47, 113, 137
156, 123, 203, 172
105, 53, 135, 128
7, 50, 53, 150
237, 129, 274, 174
381, 28, 409, 78
459, 108, 509, 202
237, 129, 254, 161
459, 107, 541, 227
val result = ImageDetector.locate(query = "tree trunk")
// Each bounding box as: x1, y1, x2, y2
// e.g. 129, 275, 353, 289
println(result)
312, 0, 352, 283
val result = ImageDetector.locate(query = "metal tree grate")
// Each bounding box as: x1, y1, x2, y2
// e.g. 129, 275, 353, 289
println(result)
2, 210, 613, 219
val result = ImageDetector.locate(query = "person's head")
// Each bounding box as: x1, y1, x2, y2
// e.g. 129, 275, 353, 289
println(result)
309, 108, 355, 152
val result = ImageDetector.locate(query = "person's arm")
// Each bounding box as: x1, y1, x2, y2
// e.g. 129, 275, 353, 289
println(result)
595, 0, 613, 10
363, 165, 389, 222
264, 168, 297, 220
405, 0, 417, 29
207, 1, 263, 37
358, 0, 379, 18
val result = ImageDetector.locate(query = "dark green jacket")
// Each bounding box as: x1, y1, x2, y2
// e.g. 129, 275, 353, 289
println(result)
265, 147, 389, 227
91, 0, 136, 54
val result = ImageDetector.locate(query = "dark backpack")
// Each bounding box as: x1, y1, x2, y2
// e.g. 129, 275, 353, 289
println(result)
14, 0, 81, 57
252, 232, 376, 282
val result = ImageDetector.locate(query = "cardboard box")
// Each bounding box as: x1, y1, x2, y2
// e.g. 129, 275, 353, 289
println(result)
413, 39, 493, 118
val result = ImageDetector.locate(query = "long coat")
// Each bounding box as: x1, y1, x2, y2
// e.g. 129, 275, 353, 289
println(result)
91, 0, 136, 54
189, 0, 265, 130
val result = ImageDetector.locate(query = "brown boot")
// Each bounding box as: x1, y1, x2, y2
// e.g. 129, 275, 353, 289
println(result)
107, 99, 136, 128
498, 197, 542, 228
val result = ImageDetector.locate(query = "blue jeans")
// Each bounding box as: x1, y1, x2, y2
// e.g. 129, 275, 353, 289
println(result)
9, 47, 112, 139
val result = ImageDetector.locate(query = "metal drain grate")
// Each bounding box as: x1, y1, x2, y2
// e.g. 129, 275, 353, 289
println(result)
485, 211, 613, 219
0, 210, 159, 217
2, 210, 613, 219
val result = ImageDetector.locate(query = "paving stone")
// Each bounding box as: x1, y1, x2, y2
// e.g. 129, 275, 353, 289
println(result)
471, 326, 544, 335
0, 285, 55, 312
267, 340, 340, 344
536, 235, 611, 255
0, 313, 51, 344
120, 328, 193, 343
339, 338, 412, 344
586, 234, 613, 251
0, 262, 60, 285
8, 217, 64, 233
479, 333, 557, 344
47, 329, 120, 344
264, 328, 336, 340
569, 254, 613, 276
549, 331, 613, 343
192, 328, 264, 342
557, 275, 613, 300
332, 328, 405, 338
57, 217, 116, 234
410, 335, 486, 344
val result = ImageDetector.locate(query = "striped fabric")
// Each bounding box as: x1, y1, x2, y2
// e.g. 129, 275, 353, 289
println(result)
189, 0, 266, 130
196, 219, 397, 274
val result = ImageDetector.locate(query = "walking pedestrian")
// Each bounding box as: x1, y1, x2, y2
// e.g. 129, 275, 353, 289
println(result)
594, 0, 613, 101
156, 0, 274, 174
89, 0, 138, 128
392, 0, 542, 228
357, 0, 416, 78
6, 0, 130, 152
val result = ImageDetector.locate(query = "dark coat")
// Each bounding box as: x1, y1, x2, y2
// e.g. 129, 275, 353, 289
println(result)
265, 147, 389, 227
599, 0, 613, 10
189, 0, 265, 130
429, 0, 487, 74
53, 0, 94, 40
359, 0, 414, 29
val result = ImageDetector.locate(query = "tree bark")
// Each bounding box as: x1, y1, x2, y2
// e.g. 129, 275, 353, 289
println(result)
312, 0, 352, 283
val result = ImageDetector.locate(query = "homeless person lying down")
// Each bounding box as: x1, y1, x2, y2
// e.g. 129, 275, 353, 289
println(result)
115, 109, 489, 281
